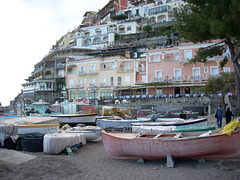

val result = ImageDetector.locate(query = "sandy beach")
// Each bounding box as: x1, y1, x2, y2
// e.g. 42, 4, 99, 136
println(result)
1, 115, 240, 180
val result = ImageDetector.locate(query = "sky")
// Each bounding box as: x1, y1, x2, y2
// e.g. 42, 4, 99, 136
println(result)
0, 0, 109, 106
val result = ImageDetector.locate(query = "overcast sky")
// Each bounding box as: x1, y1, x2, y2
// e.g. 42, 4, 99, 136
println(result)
0, 0, 109, 106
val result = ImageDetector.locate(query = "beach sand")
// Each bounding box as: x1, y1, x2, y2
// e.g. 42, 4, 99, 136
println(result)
0, 115, 240, 180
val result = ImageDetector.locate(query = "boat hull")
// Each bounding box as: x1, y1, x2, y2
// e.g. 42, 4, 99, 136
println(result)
51, 114, 97, 126
96, 118, 151, 129
18, 123, 59, 134
63, 131, 101, 142
132, 125, 216, 133
131, 118, 208, 127
102, 130, 240, 159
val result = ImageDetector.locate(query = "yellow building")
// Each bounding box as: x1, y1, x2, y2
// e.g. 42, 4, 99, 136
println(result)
66, 55, 141, 102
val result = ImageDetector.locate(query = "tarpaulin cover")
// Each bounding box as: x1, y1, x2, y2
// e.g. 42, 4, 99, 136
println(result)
220, 118, 240, 136
0, 123, 18, 146
43, 133, 86, 154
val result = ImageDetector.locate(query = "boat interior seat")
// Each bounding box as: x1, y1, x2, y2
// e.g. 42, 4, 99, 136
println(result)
174, 133, 184, 138
153, 134, 163, 139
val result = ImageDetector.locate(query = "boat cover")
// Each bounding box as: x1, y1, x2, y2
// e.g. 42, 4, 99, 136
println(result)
43, 133, 86, 154
0, 123, 18, 146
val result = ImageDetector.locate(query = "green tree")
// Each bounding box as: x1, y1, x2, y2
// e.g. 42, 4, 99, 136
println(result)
200, 72, 235, 111
143, 25, 152, 33
174, 0, 240, 106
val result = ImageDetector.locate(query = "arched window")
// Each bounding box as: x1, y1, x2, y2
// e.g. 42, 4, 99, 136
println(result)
46, 71, 51, 75
95, 28, 101, 36
93, 38, 101, 44
118, 25, 125, 33
117, 76, 122, 86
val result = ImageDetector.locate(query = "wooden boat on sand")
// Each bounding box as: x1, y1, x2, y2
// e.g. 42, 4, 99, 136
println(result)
50, 104, 97, 126
96, 118, 151, 129
101, 129, 240, 160
18, 123, 59, 135
132, 125, 216, 133
131, 118, 208, 127
59, 125, 101, 142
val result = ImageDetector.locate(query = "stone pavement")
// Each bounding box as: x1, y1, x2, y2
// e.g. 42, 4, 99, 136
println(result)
0, 149, 36, 164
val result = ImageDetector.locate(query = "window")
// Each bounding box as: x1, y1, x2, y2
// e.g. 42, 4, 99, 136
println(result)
102, 77, 106, 86
110, 77, 114, 86
91, 64, 96, 73
84, 31, 90, 37
204, 67, 208, 73
78, 79, 82, 87
223, 67, 230, 73
78, 90, 87, 99
84, 78, 86, 83
80, 66, 85, 73
136, 9, 139, 15
125, 76, 130, 83
127, 26, 131, 31
117, 76, 122, 85
103, 64, 107, 70
175, 52, 180, 60
193, 68, 200, 80
91, 78, 95, 86
142, 76, 146, 83
119, 25, 125, 33
124, 64, 130, 71
174, 69, 181, 80
156, 88, 162, 95
70, 79, 74, 88
96, 29, 101, 36
154, 55, 160, 62
184, 50, 192, 61
101, 90, 113, 99
155, 70, 162, 80
72, 67, 77, 72
111, 63, 115, 69
210, 66, 218, 77
70, 90, 77, 99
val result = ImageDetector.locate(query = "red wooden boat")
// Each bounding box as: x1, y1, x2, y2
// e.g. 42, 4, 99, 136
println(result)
102, 129, 240, 160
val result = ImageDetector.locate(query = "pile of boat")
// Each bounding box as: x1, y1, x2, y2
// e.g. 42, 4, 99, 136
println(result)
1, 102, 240, 167
0, 115, 101, 154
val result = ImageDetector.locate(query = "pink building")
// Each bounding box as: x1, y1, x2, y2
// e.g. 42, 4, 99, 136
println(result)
140, 40, 234, 98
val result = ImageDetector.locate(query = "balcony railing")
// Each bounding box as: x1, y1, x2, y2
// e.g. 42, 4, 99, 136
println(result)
99, 83, 107, 87
89, 83, 96, 87
117, 68, 134, 73
87, 70, 98, 74
78, 71, 86, 75
67, 84, 82, 88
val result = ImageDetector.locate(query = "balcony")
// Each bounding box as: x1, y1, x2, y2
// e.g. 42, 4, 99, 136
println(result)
78, 71, 86, 76
87, 70, 98, 75
55, 64, 65, 69
99, 83, 107, 87
171, 76, 187, 82
117, 68, 134, 73
67, 84, 82, 89
35, 87, 55, 92
89, 83, 96, 87
150, 77, 164, 82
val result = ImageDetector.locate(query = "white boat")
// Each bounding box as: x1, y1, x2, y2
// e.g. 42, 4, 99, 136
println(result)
18, 123, 60, 135
50, 103, 97, 126
156, 118, 185, 122
131, 118, 208, 127
132, 125, 216, 133
96, 118, 151, 129
59, 125, 101, 142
